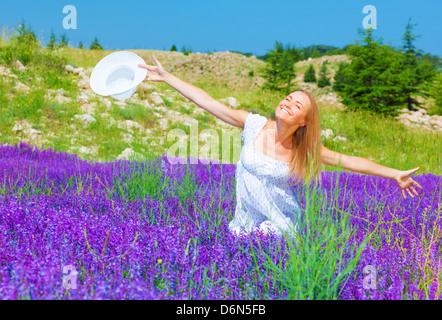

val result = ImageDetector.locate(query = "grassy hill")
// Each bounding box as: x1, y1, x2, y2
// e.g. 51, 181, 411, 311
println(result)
0, 45, 441, 174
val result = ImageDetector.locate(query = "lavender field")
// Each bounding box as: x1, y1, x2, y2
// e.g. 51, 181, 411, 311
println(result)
0, 141, 441, 300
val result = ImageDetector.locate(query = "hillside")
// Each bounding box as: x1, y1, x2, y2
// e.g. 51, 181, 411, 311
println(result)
0, 48, 441, 173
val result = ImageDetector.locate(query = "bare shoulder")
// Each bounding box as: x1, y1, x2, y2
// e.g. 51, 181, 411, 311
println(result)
235, 110, 251, 129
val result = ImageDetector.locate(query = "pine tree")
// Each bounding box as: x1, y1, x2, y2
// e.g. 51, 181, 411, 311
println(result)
429, 72, 442, 115
334, 27, 408, 114
332, 61, 350, 92
59, 32, 68, 48
317, 61, 331, 87
47, 30, 56, 50
170, 44, 177, 52
90, 37, 103, 50
260, 41, 283, 91
78, 41, 84, 49
260, 41, 298, 93
399, 17, 437, 111
181, 45, 192, 56
16, 19, 37, 44
11, 20, 39, 65
280, 47, 298, 94
304, 64, 316, 83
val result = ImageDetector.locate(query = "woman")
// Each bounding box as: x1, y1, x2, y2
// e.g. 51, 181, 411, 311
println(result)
138, 55, 423, 237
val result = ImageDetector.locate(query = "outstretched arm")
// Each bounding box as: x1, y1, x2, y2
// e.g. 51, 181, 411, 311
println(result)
138, 55, 249, 129
320, 145, 422, 199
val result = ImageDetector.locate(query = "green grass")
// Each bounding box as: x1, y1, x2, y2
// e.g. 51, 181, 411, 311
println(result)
0, 38, 440, 172
10, 90, 45, 122
320, 109, 441, 174
250, 170, 370, 300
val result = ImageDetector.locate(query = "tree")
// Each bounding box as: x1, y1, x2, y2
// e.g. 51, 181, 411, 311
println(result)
300, 45, 347, 60
303, 64, 317, 83
170, 44, 177, 52
90, 37, 103, 50
58, 32, 68, 48
279, 47, 298, 94
260, 41, 283, 90
429, 72, 442, 115
333, 27, 408, 114
399, 17, 438, 110
47, 30, 56, 50
317, 61, 331, 87
417, 53, 442, 70
231, 51, 254, 57
332, 61, 350, 92
260, 41, 299, 94
15, 19, 37, 47
78, 41, 84, 49
9, 20, 39, 65
181, 45, 192, 55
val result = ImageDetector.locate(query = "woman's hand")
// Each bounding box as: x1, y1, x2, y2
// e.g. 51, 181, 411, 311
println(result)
138, 55, 167, 82
395, 167, 423, 199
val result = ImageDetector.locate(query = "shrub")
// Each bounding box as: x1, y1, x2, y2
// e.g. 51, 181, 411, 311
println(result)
317, 61, 331, 88
90, 37, 103, 50
304, 64, 317, 83
428, 72, 442, 115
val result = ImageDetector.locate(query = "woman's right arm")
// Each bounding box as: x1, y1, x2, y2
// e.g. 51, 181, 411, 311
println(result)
138, 55, 249, 129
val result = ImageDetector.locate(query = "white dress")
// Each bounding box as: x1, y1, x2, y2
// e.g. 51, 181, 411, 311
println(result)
228, 112, 303, 238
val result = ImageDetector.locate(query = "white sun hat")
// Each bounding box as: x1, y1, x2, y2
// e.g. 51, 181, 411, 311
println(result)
89, 51, 147, 101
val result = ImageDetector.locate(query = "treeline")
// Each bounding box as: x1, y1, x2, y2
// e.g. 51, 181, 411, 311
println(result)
47, 30, 103, 50
0, 20, 104, 51
170, 44, 194, 56
169, 44, 255, 57
259, 44, 349, 61
260, 17, 442, 115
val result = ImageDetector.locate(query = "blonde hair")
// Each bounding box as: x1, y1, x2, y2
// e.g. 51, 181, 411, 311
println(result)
287, 90, 322, 186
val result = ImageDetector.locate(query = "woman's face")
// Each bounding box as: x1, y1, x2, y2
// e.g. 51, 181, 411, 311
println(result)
275, 91, 310, 127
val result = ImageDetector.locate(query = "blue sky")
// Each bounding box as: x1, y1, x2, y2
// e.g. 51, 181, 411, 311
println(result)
0, 0, 440, 56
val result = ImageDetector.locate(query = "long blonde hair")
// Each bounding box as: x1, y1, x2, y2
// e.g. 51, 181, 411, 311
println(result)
287, 90, 322, 186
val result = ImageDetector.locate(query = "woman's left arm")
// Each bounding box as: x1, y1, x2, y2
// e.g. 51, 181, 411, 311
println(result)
320, 145, 423, 199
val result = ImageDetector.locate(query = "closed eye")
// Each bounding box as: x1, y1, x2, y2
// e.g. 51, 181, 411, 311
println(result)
286, 97, 300, 109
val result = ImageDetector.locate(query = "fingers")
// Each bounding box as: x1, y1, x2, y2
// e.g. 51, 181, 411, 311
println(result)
138, 63, 155, 71
401, 185, 422, 199
413, 180, 423, 190
403, 187, 418, 199
407, 167, 420, 177
401, 188, 414, 199
138, 64, 150, 81
152, 55, 163, 67
410, 186, 419, 196
406, 166, 420, 174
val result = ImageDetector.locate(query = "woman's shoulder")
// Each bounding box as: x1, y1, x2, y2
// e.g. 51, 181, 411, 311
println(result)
244, 112, 267, 129
241, 112, 268, 142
